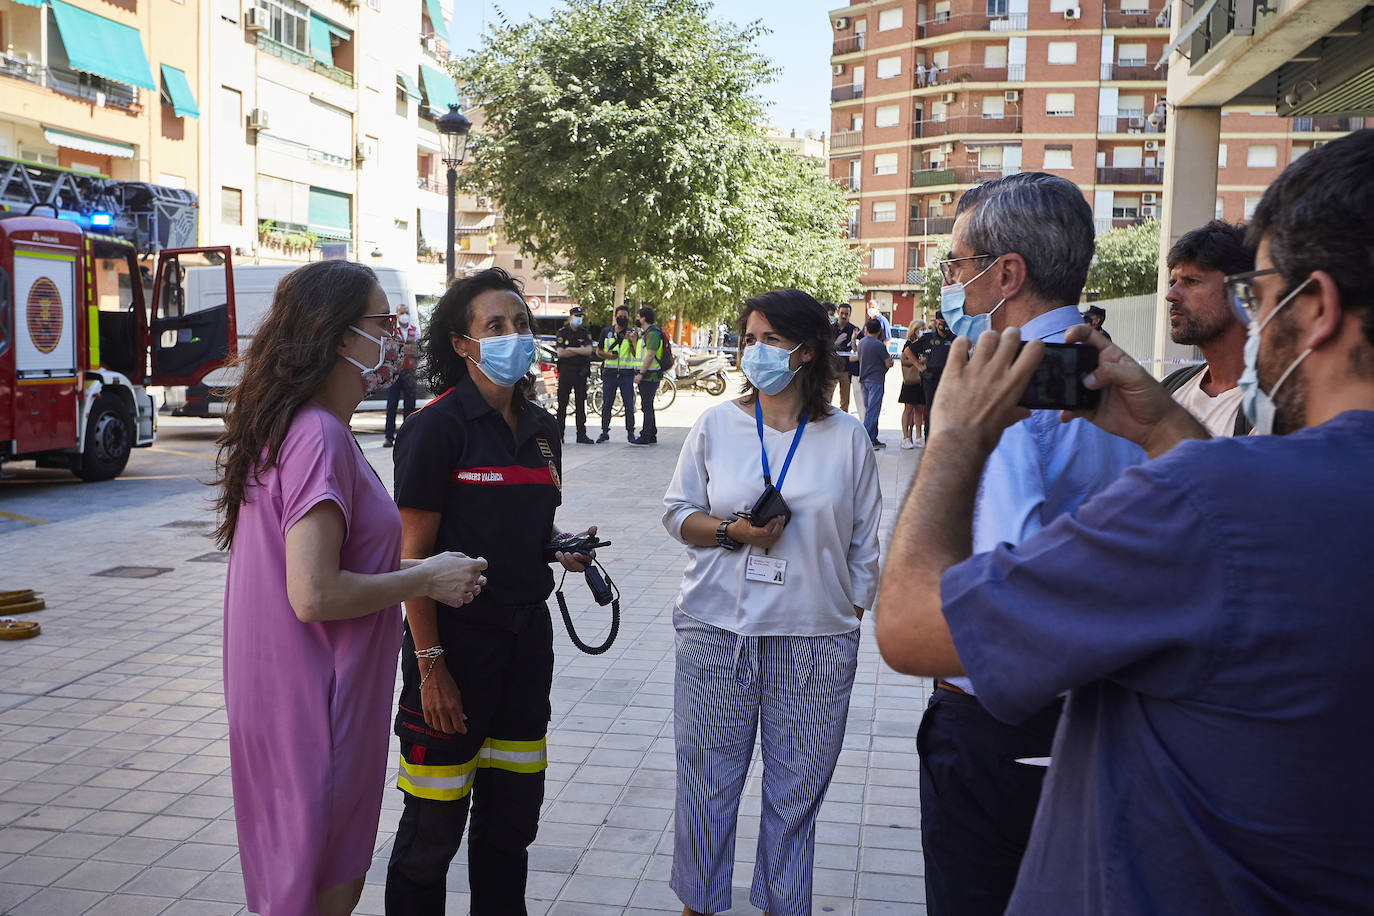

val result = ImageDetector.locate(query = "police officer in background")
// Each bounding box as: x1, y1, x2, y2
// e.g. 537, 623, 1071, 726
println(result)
595, 305, 638, 443
554, 306, 595, 444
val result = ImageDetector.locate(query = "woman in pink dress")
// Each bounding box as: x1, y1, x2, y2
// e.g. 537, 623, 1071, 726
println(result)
214, 260, 489, 916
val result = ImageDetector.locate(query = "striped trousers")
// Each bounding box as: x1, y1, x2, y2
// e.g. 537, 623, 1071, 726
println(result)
671, 608, 860, 916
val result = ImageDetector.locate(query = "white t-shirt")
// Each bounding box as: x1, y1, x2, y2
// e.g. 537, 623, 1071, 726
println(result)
662, 400, 882, 636
1172, 369, 1245, 438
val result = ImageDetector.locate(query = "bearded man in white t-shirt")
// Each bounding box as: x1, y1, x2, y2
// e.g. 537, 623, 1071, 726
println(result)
1160, 220, 1254, 436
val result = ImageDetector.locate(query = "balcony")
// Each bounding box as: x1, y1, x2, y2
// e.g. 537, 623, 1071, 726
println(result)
1098, 114, 1163, 134
1094, 216, 1149, 234
831, 85, 864, 103
908, 216, 957, 235
257, 34, 355, 88
0, 53, 142, 114
914, 116, 1021, 139
918, 63, 1026, 86
420, 32, 451, 61
1102, 9, 1167, 28
911, 167, 960, 187
919, 11, 1028, 38
847, 219, 860, 239
417, 176, 445, 194
1291, 116, 1364, 132
1100, 61, 1165, 81
830, 130, 864, 151
1096, 166, 1163, 184
833, 35, 864, 55
837, 176, 861, 192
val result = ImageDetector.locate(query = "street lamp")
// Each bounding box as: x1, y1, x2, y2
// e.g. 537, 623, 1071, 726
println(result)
436, 103, 472, 285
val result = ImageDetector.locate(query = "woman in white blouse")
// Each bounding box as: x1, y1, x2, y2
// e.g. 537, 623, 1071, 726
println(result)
662, 289, 882, 916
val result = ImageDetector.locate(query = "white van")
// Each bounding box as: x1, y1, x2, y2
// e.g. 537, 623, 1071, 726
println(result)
164, 264, 432, 416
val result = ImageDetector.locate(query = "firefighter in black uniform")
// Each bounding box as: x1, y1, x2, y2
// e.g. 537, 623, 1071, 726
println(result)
553, 306, 594, 444
386, 267, 599, 914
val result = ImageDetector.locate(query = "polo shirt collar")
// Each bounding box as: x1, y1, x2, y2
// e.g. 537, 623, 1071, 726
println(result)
1020, 305, 1088, 342
455, 375, 543, 447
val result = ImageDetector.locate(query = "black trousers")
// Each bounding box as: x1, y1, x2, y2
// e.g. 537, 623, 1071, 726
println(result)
600, 369, 635, 435
555, 366, 589, 436
386, 607, 554, 915
637, 378, 659, 441
385, 371, 418, 440
917, 687, 1064, 916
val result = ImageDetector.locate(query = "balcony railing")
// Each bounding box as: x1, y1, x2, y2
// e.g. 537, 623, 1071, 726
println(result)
1098, 114, 1163, 134
914, 115, 1022, 138
420, 32, 451, 61
417, 176, 445, 194
830, 129, 864, 151
833, 35, 864, 55
911, 167, 960, 187
847, 220, 860, 239
258, 34, 355, 87
1291, 116, 1364, 132
1102, 9, 1166, 28
1100, 61, 1164, 81
1096, 166, 1164, 184
837, 176, 861, 192
918, 62, 1026, 85
908, 217, 957, 235
1, 54, 142, 114
1094, 216, 1149, 234
831, 85, 864, 103
919, 11, 1028, 38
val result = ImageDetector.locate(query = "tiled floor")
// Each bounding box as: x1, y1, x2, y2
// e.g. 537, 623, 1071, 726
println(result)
0, 400, 930, 915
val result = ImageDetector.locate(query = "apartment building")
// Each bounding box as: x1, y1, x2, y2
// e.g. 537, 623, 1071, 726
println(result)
0, 0, 200, 188
827, 0, 1366, 324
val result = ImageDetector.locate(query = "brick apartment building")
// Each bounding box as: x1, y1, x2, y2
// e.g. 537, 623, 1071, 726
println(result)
827, 0, 1366, 325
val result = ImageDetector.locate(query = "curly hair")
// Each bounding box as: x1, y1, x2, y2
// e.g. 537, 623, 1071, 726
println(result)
211, 260, 380, 549
420, 267, 534, 400
736, 289, 835, 421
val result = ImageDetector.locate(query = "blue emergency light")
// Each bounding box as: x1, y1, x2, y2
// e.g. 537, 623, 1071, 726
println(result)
89, 211, 113, 228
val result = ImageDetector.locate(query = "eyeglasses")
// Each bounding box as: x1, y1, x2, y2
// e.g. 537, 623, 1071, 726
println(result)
936, 253, 993, 284
359, 313, 400, 335
1224, 268, 1284, 326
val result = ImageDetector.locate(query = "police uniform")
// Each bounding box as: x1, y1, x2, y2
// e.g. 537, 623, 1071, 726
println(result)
598, 325, 637, 441
554, 318, 593, 441
386, 375, 561, 914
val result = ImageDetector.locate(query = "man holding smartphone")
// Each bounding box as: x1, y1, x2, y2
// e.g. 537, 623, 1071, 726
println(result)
908, 172, 1146, 916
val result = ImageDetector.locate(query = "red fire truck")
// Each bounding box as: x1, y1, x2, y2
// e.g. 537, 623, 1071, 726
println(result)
0, 212, 236, 480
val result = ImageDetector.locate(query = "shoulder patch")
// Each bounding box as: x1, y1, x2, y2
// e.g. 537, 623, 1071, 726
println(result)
536, 438, 555, 461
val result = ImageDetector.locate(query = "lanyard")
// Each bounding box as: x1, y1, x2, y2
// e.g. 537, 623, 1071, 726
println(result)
754, 398, 808, 491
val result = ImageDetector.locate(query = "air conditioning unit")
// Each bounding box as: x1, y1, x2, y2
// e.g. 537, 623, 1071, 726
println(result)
939, 192, 954, 204
244, 6, 267, 30
247, 108, 270, 131
835, 16, 849, 29
423, 34, 437, 52
942, 92, 956, 104
1003, 90, 1020, 102
833, 63, 845, 76
942, 142, 955, 153
1128, 116, 1145, 128
356, 139, 375, 161
1064, 6, 1081, 19
476, 196, 490, 208
1144, 140, 1158, 150
1142, 205, 1158, 217
1142, 192, 1158, 203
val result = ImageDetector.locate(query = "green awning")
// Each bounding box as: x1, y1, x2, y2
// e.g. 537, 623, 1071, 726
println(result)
419, 63, 460, 117
422, 0, 447, 30
308, 187, 351, 238
310, 15, 333, 65
49, 0, 155, 90
10, 0, 43, 7
397, 71, 421, 101
159, 65, 198, 119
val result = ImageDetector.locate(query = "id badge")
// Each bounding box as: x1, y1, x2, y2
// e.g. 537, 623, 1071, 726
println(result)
745, 554, 787, 585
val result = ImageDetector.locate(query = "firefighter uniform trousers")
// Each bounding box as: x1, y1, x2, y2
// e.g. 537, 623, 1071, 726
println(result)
386, 603, 554, 915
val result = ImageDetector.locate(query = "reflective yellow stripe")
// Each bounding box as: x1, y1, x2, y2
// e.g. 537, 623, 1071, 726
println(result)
485, 737, 545, 753
396, 736, 547, 799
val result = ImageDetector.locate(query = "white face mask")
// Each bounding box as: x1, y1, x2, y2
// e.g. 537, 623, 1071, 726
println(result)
1238, 279, 1312, 435
398, 312, 411, 325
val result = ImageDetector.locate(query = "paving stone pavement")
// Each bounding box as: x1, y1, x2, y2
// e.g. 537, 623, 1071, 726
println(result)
0, 393, 931, 915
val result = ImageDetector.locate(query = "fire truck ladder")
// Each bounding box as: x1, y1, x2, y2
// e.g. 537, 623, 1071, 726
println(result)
0, 154, 198, 252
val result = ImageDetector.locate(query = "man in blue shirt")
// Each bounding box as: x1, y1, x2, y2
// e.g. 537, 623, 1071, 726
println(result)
908, 172, 1145, 916
857, 318, 893, 448
877, 129, 1374, 913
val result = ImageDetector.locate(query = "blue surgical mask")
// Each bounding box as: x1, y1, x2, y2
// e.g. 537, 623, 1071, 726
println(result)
1239, 279, 1312, 435
570, 316, 583, 328
464, 332, 536, 388
741, 341, 802, 395
940, 257, 1005, 338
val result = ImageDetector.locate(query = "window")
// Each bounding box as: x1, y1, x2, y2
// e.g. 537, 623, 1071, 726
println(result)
848, 204, 861, 237
874, 105, 900, 128
850, 113, 863, 130
1217, 144, 1228, 168
1215, 198, 1224, 220
1111, 196, 1140, 219
1123, 0, 1149, 10
873, 153, 898, 175
219, 85, 242, 129
1247, 144, 1278, 168
222, 187, 243, 225
877, 7, 902, 30
1118, 94, 1145, 119
930, 100, 947, 122
987, 0, 1008, 15
929, 201, 944, 217
978, 147, 1003, 171
220, 0, 238, 23
934, 1, 950, 23
933, 50, 950, 70
1291, 143, 1311, 160
872, 201, 897, 222
876, 57, 901, 79
1045, 92, 1075, 116
1117, 43, 1147, 66
984, 45, 1008, 68
1049, 0, 1073, 9
870, 247, 895, 270
1047, 42, 1077, 65
1043, 147, 1072, 168
982, 97, 1005, 119
513, 258, 523, 269
1243, 197, 1262, 220
259, 0, 309, 52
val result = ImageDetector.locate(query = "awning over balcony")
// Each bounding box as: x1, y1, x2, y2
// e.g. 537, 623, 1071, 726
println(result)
307, 186, 352, 239
310, 14, 349, 66
422, 0, 447, 30
1156, 0, 1220, 70
49, 0, 155, 90
10, 0, 43, 7
43, 128, 135, 159
159, 65, 198, 118
397, 71, 422, 101
419, 63, 460, 117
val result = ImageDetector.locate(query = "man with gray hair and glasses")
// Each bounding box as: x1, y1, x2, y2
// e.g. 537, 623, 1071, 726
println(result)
904, 172, 1146, 916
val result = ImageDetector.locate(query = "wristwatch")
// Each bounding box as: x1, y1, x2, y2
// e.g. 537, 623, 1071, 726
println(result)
715, 516, 742, 551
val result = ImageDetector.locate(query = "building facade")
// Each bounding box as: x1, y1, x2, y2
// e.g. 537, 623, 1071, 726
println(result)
828, 0, 1366, 325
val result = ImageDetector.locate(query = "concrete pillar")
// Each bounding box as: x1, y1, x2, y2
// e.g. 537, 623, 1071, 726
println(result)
1153, 104, 1220, 373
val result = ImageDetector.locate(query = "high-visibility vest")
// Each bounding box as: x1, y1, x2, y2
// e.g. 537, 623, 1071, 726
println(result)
602, 331, 637, 370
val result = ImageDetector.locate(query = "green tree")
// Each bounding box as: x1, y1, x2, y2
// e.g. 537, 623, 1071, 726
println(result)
1086, 219, 1161, 299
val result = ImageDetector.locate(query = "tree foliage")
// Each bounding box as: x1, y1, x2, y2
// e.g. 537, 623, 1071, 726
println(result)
1086, 219, 1161, 299
455, 0, 860, 325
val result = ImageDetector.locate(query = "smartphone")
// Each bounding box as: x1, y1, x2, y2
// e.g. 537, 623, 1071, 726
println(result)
922, 342, 1099, 410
